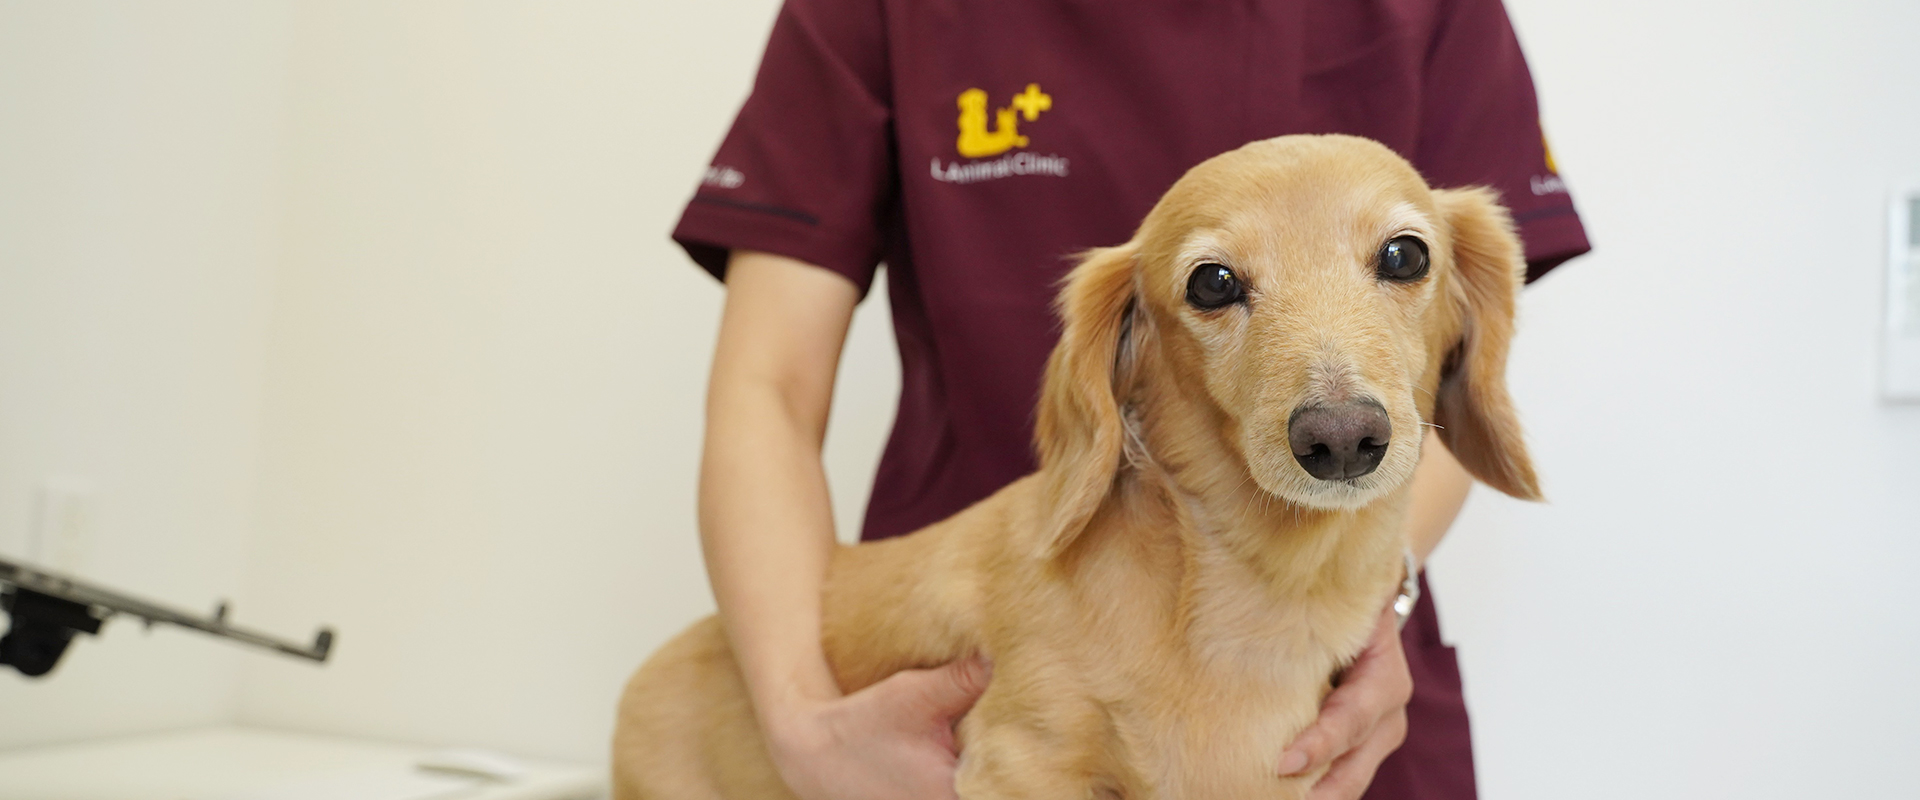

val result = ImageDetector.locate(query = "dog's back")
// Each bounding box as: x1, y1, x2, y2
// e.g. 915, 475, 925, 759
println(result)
614, 499, 996, 800
614, 616, 794, 800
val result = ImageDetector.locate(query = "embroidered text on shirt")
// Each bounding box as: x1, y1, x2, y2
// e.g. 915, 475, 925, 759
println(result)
930, 152, 1071, 184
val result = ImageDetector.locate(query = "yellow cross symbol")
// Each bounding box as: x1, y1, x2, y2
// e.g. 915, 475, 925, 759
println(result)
1011, 83, 1052, 122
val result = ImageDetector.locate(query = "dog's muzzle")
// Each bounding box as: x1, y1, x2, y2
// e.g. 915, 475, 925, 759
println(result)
1287, 400, 1391, 481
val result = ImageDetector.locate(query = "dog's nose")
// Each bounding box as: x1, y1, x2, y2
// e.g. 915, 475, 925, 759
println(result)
1288, 401, 1392, 481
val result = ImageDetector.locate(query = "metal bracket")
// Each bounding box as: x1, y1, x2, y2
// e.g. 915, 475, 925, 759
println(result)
0, 556, 333, 678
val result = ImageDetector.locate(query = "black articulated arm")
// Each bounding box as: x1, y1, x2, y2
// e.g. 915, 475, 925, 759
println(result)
0, 556, 333, 678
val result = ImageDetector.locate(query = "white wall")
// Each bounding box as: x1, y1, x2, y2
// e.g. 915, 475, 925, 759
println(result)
230, 0, 898, 764
0, 1, 292, 748
1427, 1, 1920, 797
0, 0, 898, 765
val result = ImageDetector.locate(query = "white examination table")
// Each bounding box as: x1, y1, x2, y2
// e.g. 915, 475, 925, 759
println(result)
0, 725, 605, 800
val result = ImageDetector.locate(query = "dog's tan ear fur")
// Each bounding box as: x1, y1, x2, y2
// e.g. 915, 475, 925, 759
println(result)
1032, 244, 1141, 559
1432, 188, 1541, 501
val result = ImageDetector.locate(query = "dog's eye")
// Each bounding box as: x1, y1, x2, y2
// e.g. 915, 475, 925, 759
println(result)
1186, 263, 1244, 309
1376, 236, 1430, 282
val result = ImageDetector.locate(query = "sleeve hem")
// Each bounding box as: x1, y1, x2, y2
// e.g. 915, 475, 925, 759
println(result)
671, 199, 881, 298
1517, 207, 1591, 284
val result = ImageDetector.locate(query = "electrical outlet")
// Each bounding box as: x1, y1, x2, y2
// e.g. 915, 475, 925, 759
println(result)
28, 476, 95, 572
1885, 189, 1920, 402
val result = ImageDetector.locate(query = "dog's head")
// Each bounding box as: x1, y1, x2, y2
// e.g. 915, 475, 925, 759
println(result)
1033, 135, 1539, 558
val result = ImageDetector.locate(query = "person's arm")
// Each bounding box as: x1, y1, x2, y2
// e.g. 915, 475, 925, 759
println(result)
701, 250, 989, 800
1407, 433, 1475, 567
701, 249, 850, 740
1276, 432, 1473, 798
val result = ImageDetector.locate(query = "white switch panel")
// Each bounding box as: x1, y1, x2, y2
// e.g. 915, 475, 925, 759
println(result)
28, 476, 95, 571
1885, 189, 1920, 402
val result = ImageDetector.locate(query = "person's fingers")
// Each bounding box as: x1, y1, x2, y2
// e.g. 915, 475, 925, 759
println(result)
1307, 708, 1408, 800
873, 656, 993, 730
924, 655, 993, 720
1275, 692, 1371, 776
1279, 610, 1411, 776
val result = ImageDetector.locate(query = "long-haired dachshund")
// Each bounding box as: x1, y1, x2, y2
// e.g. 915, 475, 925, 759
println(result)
614, 134, 1540, 799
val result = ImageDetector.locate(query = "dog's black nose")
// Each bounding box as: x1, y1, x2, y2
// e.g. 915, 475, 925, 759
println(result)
1288, 401, 1391, 481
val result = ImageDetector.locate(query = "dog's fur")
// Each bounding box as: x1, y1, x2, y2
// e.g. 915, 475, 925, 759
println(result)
613, 135, 1540, 799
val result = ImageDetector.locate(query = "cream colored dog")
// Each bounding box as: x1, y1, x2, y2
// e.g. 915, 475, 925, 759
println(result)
614, 134, 1540, 799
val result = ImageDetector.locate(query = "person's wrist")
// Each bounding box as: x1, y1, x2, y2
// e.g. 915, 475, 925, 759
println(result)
756, 682, 836, 740
757, 699, 839, 800
759, 695, 834, 770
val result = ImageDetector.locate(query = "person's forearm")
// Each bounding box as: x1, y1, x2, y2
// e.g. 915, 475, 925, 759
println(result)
1405, 432, 1473, 567
697, 251, 861, 731
700, 384, 843, 720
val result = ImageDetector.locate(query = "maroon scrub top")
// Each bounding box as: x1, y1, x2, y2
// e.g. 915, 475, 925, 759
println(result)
673, 1, 1588, 797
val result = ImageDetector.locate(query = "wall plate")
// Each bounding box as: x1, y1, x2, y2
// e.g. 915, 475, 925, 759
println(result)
1885, 188, 1920, 402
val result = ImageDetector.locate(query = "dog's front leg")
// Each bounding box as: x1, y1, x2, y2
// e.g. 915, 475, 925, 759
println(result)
951, 690, 1113, 800
953, 729, 1107, 800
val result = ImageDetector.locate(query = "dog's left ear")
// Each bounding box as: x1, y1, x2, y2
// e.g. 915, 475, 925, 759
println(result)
1431, 188, 1541, 501
1031, 243, 1143, 559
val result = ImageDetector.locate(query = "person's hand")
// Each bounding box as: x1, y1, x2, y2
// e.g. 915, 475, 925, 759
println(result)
1276, 604, 1413, 799
763, 656, 992, 800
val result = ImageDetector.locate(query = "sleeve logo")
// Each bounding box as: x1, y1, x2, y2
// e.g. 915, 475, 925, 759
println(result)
1531, 133, 1567, 195
702, 165, 744, 189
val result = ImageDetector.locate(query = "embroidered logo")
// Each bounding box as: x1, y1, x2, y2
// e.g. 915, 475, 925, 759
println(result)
956, 84, 1050, 157
934, 83, 1069, 184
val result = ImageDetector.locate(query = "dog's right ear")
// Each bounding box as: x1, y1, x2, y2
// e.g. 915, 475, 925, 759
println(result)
1031, 243, 1141, 560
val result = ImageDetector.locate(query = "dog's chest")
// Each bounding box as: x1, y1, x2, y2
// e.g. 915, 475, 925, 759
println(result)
1103, 585, 1371, 797
1113, 679, 1323, 800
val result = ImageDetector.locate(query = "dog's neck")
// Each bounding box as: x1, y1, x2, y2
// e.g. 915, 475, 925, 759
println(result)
1090, 356, 1410, 673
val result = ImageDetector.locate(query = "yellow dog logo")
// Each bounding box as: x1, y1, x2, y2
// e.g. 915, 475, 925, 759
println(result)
956, 84, 1052, 158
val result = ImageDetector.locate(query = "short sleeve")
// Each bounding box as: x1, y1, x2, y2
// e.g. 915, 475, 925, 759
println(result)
671, 0, 894, 296
1414, 0, 1590, 282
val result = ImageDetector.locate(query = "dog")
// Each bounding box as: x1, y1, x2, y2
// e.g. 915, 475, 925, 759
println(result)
613, 134, 1540, 799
